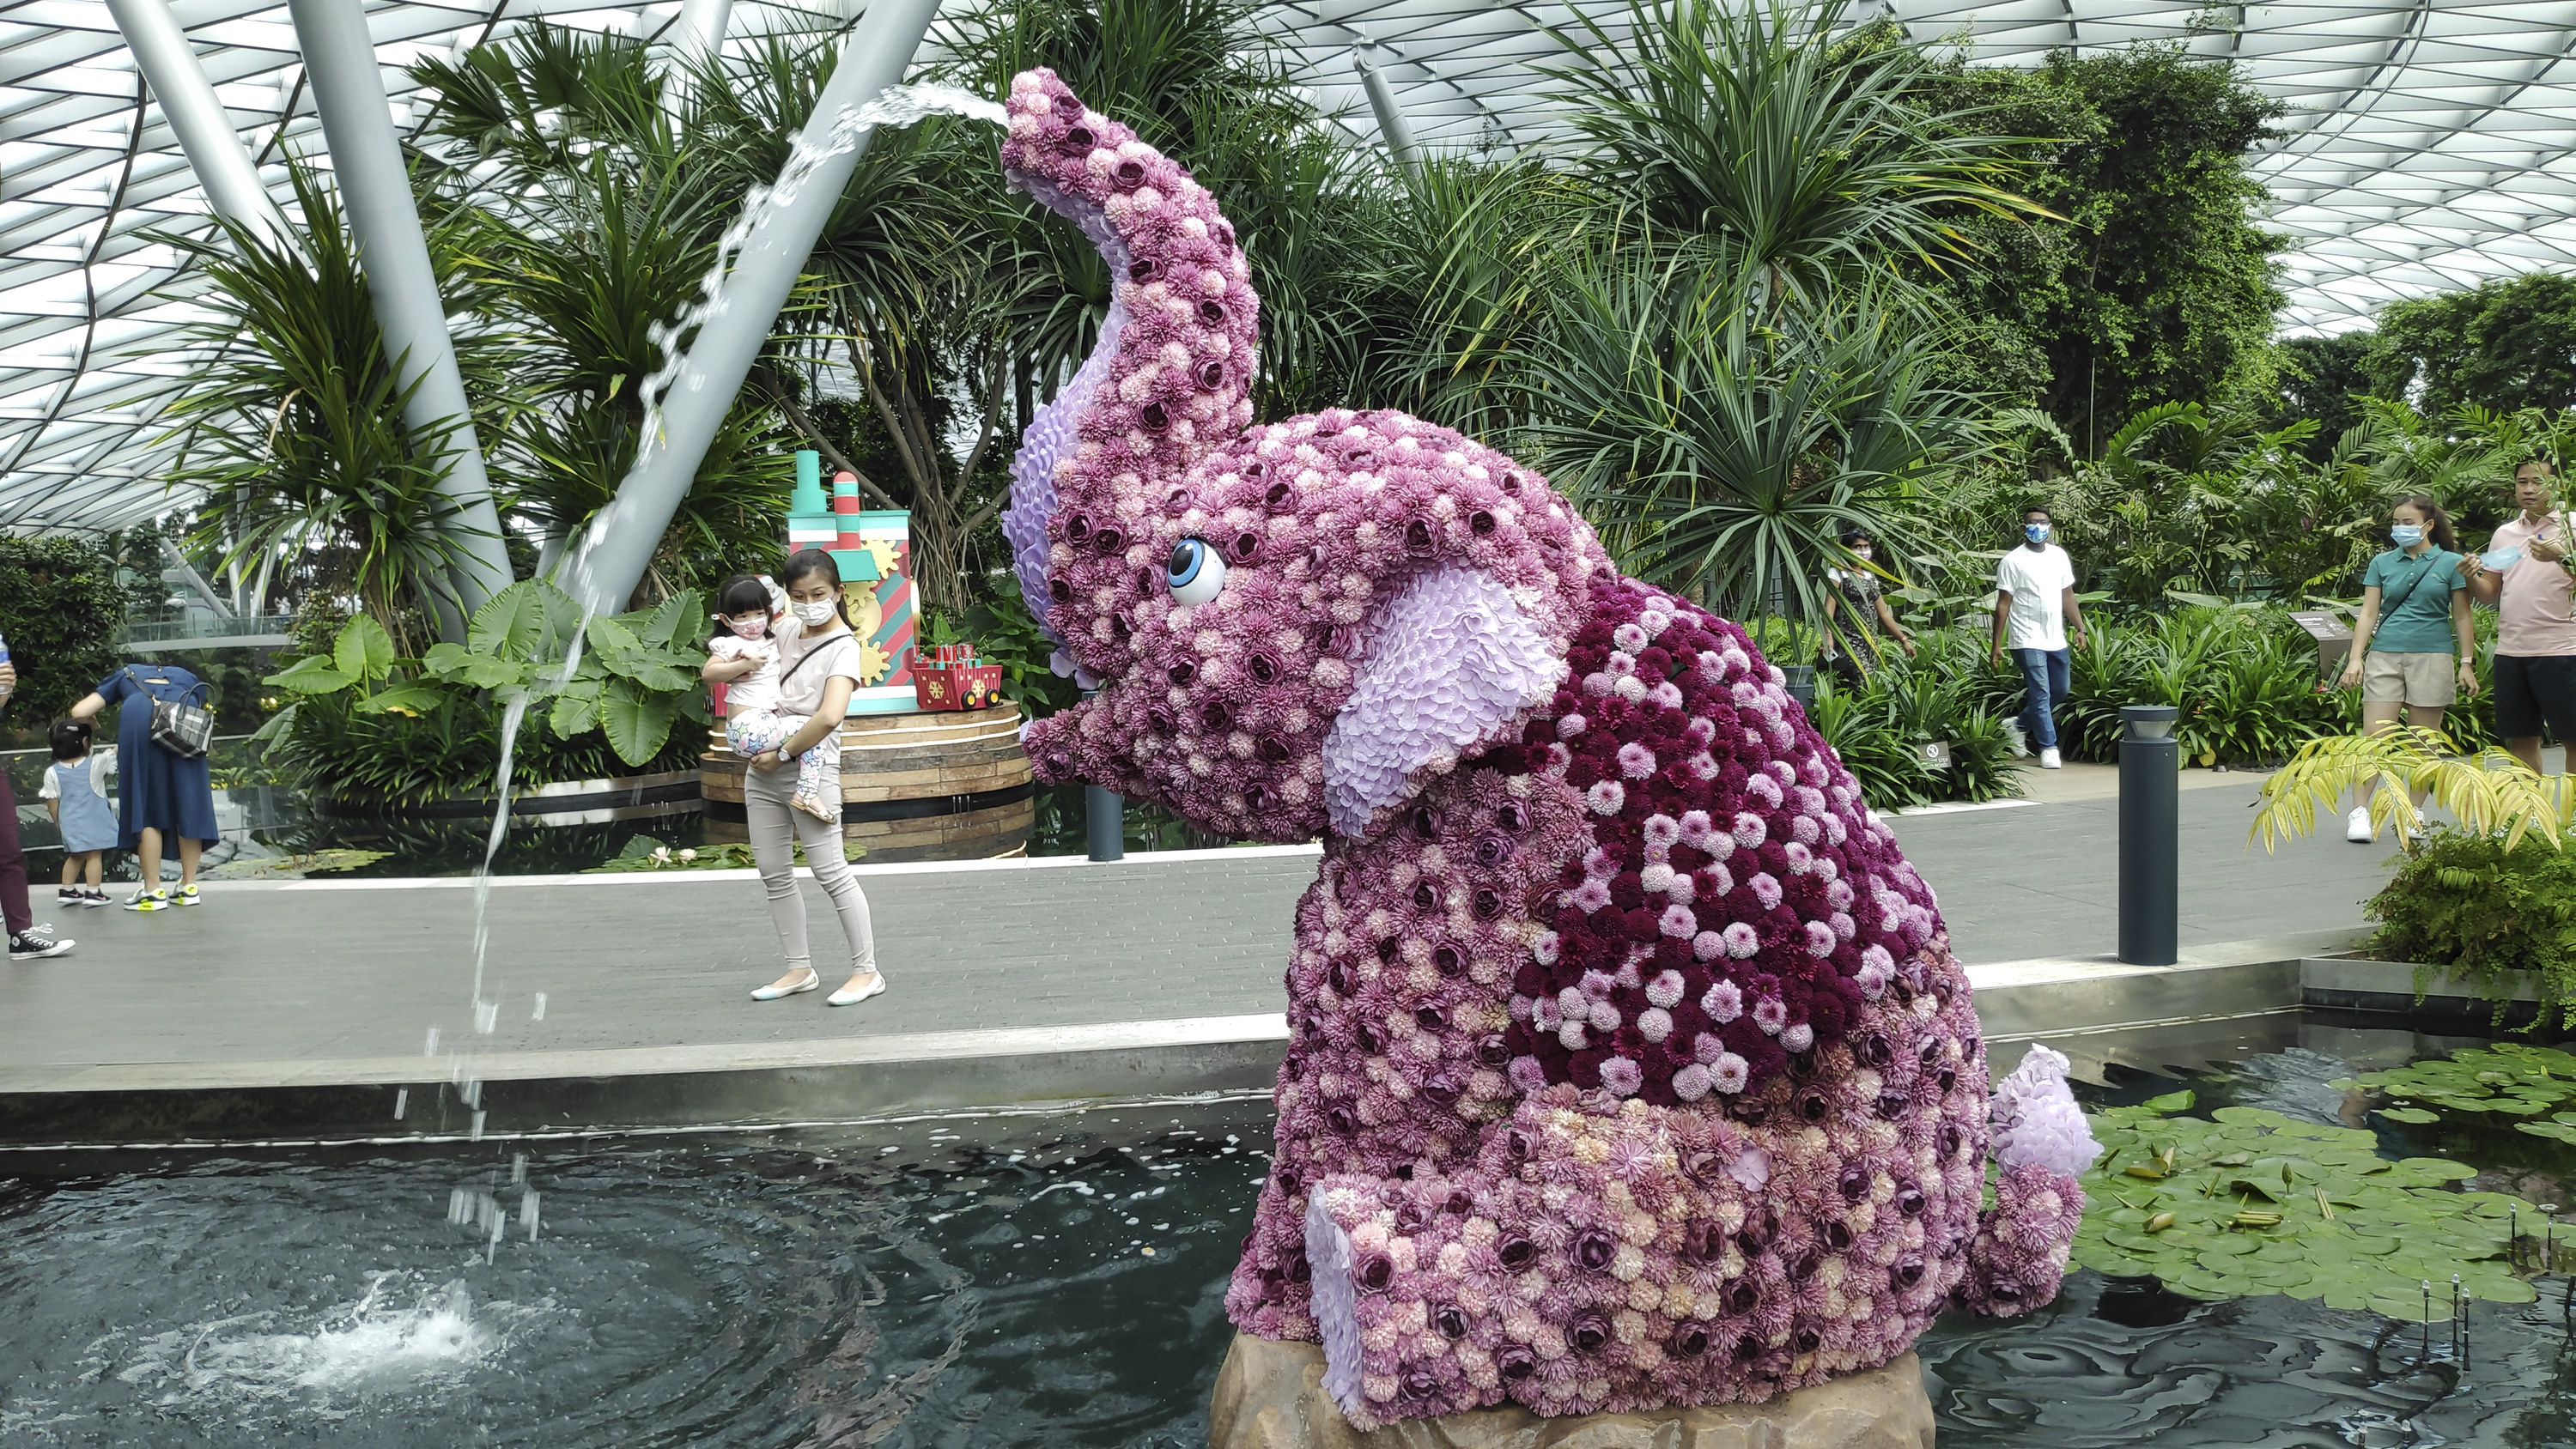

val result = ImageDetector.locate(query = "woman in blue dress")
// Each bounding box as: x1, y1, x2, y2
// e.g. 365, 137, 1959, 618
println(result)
70, 663, 219, 910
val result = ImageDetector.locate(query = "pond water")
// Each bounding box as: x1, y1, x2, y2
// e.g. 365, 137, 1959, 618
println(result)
3, 1028, 2573, 1446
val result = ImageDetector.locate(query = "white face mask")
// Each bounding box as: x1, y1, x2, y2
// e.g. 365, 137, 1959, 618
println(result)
791, 598, 839, 628
1852, 547, 1873, 561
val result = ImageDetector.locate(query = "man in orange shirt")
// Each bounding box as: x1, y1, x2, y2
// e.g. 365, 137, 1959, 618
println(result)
2459, 456, 2576, 774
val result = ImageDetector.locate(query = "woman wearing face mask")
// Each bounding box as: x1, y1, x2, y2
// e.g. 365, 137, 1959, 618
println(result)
2337, 495, 2477, 843
702, 549, 884, 1005
1819, 527, 1917, 688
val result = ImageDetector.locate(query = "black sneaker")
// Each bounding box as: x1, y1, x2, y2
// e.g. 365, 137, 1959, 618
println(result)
9, 926, 73, 960
55, 888, 82, 908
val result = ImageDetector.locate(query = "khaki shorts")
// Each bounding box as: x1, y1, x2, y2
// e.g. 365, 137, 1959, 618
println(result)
2362, 651, 2458, 707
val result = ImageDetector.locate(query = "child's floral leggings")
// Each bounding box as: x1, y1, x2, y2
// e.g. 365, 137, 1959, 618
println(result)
726, 710, 839, 821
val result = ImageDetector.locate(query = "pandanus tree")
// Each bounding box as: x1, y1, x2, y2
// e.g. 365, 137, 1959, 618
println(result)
1517, 0, 2051, 623
161, 164, 506, 657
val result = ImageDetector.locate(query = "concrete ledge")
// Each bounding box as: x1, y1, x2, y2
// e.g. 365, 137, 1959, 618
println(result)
0, 931, 2377, 1150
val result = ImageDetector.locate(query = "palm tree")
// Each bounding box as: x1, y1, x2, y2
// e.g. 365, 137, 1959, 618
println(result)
411, 23, 795, 602
1516, 243, 1982, 624
160, 164, 505, 656
1546, 0, 2050, 314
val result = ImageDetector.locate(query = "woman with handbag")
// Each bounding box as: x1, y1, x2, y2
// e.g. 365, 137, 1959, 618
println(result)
2337, 495, 2479, 844
69, 662, 220, 909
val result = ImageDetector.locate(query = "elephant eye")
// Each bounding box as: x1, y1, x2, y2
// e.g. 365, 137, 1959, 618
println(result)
1166, 537, 1227, 606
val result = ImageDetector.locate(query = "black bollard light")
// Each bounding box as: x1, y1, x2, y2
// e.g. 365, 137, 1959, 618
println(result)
1085, 782, 1124, 863
2118, 704, 2179, 966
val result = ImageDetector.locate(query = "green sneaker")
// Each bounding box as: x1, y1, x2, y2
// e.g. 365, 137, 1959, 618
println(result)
122, 888, 169, 912
173, 885, 201, 907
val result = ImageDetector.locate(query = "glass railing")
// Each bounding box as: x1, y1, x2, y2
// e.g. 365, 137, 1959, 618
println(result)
118, 615, 299, 646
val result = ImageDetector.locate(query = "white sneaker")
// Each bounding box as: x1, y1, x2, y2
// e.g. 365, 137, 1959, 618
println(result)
2038, 748, 2063, 770
2347, 805, 2375, 844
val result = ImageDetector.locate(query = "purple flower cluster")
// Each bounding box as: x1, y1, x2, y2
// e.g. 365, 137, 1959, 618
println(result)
993, 67, 2093, 1430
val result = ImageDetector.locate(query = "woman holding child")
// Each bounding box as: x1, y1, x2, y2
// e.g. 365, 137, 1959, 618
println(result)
702, 549, 886, 1007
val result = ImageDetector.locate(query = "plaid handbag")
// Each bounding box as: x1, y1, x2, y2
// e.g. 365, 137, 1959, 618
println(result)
130, 668, 215, 759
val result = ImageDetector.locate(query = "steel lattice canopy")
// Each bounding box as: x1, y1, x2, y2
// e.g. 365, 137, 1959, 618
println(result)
4, 0, 2574, 534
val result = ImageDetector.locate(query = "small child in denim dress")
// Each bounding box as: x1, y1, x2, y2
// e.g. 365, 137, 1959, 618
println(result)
39, 718, 116, 906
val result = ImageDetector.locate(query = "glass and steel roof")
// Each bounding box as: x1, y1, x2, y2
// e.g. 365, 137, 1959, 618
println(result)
7, 0, 2576, 534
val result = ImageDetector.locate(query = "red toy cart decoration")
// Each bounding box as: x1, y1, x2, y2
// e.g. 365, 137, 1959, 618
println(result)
913, 642, 1005, 712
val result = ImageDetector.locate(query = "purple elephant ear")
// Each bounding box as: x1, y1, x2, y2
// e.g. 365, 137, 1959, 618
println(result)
1321, 564, 1564, 837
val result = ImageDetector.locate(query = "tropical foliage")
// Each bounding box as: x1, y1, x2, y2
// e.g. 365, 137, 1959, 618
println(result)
2365, 832, 2576, 1031
0, 535, 142, 726
257, 581, 712, 808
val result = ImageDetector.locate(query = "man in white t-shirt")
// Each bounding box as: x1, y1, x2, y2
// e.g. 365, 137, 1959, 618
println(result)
1990, 506, 2088, 769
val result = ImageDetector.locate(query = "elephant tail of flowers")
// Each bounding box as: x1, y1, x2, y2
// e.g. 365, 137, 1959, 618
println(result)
1957, 1043, 2096, 1317
995, 69, 1261, 681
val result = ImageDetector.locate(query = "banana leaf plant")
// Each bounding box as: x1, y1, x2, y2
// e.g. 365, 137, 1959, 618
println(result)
259, 580, 709, 768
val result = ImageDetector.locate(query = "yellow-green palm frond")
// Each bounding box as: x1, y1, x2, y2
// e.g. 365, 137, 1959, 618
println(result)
2252, 727, 2574, 854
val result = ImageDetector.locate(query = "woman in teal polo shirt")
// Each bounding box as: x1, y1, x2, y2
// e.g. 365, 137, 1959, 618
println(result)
2337, 494, 2478, 843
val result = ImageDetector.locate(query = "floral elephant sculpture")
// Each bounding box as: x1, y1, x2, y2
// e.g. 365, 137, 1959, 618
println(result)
996, 69, 2099, 1429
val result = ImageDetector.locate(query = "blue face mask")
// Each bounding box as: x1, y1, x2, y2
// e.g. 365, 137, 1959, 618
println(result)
2391, 524, 2425, 547
2024, 523, 2050, 544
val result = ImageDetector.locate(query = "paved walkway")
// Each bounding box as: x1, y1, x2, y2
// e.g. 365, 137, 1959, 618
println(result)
0, 778, 2397, 1088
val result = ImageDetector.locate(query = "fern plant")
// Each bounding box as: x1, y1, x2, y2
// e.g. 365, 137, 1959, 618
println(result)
2249, 725, 2575, 855
2367, 832, 2576, 1030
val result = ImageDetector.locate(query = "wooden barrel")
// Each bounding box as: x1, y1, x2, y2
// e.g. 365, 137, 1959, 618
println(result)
700, 701, 1034, 861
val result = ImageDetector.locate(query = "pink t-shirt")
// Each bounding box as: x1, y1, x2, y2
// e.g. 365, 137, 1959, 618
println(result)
2488, 511, 2576, 656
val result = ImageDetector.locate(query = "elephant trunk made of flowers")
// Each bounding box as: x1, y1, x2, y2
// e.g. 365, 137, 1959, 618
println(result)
995, 67, 2099, 1430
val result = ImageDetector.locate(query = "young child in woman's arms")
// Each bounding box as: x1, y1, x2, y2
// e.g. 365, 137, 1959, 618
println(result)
705, 573, 839, 822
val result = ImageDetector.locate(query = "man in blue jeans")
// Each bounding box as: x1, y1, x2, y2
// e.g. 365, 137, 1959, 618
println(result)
1989, 507, 2088, 769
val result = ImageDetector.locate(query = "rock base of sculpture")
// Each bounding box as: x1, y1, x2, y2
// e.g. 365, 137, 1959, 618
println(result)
1208, 1334, 1935, 1449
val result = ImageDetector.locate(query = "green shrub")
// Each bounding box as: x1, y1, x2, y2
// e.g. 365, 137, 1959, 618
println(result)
1810, 647, 2026, 810
2366, 829, 2576, 1029
0, 535, 143, 724
2054, 606, 2342, 767
258, 581, 709, 810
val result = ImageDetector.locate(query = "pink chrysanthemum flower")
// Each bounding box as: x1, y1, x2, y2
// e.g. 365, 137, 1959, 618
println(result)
1672, 1063, 1713, 1101
1557, 713, 1589, 739
1645, 970, 1686, 1009
1749, 873, 1783, 911
1637, 1007, 1672, 1042
1701, 980, 1744, 1022
1753, 997, 1789, 1034
1722, 922, 1760, 959
1586, 781, 1625, 815
1600, 1058, 1644, 1096
1661, 905, 1698, 938
1710, 1052, 1751, 1094
1803, 920, 1837, 957
1781, 1022, 1814, 1053
1731, 813, 1767, 849
1692, 931, 1725, 961
1618, 743, 1658, 779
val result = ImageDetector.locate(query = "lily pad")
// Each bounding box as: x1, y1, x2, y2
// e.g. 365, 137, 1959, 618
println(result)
2378, 1106, 2441, 1125
2080, 1094, 2547, 1321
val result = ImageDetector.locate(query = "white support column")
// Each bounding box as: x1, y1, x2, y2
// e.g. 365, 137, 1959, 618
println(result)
289, 0, 513, 630
563, 0, 942, 619
105, 0, 291, 247
671, 0, 735, 62
659, 0, 734, 124
1352, 46, 1419, 176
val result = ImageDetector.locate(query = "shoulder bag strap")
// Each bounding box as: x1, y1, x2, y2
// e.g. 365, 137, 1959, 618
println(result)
2378, 553, 2444, 624
775, 632, 847, 692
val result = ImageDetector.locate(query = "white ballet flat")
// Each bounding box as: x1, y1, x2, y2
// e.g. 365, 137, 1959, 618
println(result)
751, 968, 821, 1001
828, 972, 886, 1007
